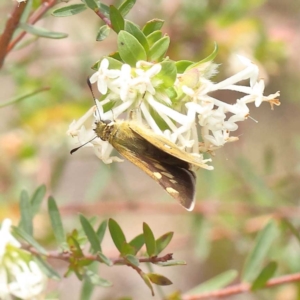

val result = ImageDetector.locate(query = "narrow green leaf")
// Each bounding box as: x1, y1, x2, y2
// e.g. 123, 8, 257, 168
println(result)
117, 30, 147, 66
48, 196, 65, 245
84, 270, 112, 287
147, 273, 172, 286
146, 30, 163, 48
175, 60, 194, 74
156, 260, 186, 266
0, 87, 50, 108
108, 52, 122, 62
155, 232, 173, 255
143, 222, 156, 257
140, 272, 154, 296
187, 270, 238, 294
110, 5, 124, 33
96, 2, 110, 17
96, 220, 107, 244
19, 23, 68, 39
121, 242, 136, 256
80, 275, 95, 300
13, 226, 48, 255
118, 0, 136, 16
251, 261, 277, 291
108, 218, 126, 253
125, 254, 139, 267
142, 19, 164, 36
148, 36, 170, 62
33, 256, 60, 280
84, 0, 98, 10
129, 233, 144, 254
97, 252, 113, 266
30, 185, 46, 216
283, 219, 300, 244
80, 215, 101, 253
19, 190, 33, 235
96, 25, 110, 41
186, 42, 218, 71
52, 4, 87, 17
242, 220, 278, 283
125, 20, 149, 53
80, 263, 97, 300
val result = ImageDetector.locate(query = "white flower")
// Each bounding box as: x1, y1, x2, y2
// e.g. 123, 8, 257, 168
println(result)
90, 59, 121, 95
69, 55, 280, 167
0, 219, 46, 300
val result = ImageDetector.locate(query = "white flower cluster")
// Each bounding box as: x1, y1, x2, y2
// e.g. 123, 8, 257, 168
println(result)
68, 55, 280, 166
0, 219, 46, 300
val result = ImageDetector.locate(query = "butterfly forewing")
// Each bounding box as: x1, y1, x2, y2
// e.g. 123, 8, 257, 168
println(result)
95, 120, 199, 210
128, 122, 206, 169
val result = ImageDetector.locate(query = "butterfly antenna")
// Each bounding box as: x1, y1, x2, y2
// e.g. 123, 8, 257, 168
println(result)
87, 78, 102, 120
70, 136, 97, 155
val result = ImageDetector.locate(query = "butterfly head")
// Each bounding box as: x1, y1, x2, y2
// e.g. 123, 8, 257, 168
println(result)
94, 119, 115, 142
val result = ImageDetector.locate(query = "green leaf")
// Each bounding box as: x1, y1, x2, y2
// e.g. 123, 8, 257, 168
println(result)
140, 272, 154, 296
121, 242, 136, 256
119, 0, 136, 16
154, 61, 176, 88
156, 260, 186, 267
175, 60, 194, 73
251, 261, 277, 291
187, 270, 238, 294
96, 220, 107, 244
19, 23, 68, 39
80, 274, 95, 300
125, 20, 149, 53
108, 52, 122, 62
80, 215, 101, 253
129, 233, 144, 254
186, 42, 218, 71
148, 36, 170, 62
48, 196, 65, 245
0, 87, 50, 108
143, 222, 156, 257
30, 185, 46, 216
95, 2, 110, 17
97, 252, 113, 266
108, 218, 126, 253
52, 4, 87, 17
84, 0, 98, 10
142, 19, 164, 36
110, 5, 124, 33
117, 30, 147, 66
147, 273, 172, 286
84, 270, 112, 287
242, 220, 278, 283
146, 30, 163, 48
96, 25, 110, 41
33, 255, 60, 280
155, 232, 173, 255
67, 235, 84, 257
282, 219, 300, 244
13, 226, 48, 255
125, 254, 139, 267
19, 190, 33, 235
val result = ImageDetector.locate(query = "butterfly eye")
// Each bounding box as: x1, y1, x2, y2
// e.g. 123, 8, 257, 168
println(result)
102, 120, 112, 125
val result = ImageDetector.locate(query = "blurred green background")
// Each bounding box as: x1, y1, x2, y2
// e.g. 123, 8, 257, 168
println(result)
1, 0, 300, 299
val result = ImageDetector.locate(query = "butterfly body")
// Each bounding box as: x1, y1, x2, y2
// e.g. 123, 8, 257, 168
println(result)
94, 120, 203, 210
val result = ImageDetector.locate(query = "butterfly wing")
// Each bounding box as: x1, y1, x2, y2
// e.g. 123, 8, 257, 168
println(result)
128, 122, 209, 170
110, 126, 196, 210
